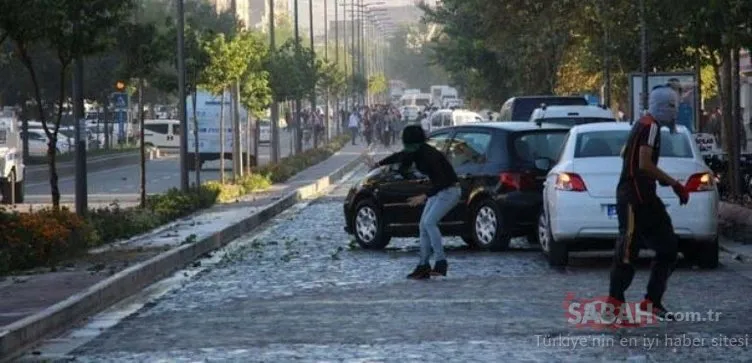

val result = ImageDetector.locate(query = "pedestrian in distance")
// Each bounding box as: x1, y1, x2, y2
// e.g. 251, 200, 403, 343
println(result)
608, 85, 690, 321
366, 125, 461, 279
348, 109, 360, 145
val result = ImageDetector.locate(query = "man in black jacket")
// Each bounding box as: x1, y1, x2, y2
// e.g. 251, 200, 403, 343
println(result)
369, 125, 461, 279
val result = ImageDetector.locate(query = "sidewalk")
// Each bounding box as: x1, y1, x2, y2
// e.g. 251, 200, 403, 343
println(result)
0, 142, 369, 353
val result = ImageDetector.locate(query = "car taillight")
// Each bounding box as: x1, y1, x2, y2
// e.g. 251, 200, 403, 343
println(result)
686, 172, 714, 192
499, 172, 537, 191
555, 172, 587, 192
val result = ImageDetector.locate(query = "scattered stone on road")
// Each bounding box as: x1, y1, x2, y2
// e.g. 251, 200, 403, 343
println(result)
30, 168, 752, 362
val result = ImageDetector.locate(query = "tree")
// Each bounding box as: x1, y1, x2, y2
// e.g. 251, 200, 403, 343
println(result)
236, 30, 271, 172
199, 32, 250, 183
116, 20, 172, 207
367, 73, 388, 99
0, 0, 134, 209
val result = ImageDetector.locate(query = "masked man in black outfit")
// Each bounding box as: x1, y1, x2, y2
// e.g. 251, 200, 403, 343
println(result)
608, 85, 690, 321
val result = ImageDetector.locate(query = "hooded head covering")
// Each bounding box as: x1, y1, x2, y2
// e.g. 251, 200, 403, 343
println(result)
401, 124, 426, 152
648, 86, 680, 132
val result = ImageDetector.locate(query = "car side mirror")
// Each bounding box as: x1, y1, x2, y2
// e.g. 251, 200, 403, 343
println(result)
534, 158, 551, 170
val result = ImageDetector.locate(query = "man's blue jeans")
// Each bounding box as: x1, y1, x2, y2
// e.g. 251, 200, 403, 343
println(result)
349, 127, 358, 144
418, 186, 461, 265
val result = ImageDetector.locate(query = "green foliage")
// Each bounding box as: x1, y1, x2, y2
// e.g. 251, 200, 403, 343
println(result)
268, 39, 317, 102
237, 30, 272, 117
368, 73, 388, 95
384, 23, 449, 90
318, 59, 347, 98
350, 73, 368, 95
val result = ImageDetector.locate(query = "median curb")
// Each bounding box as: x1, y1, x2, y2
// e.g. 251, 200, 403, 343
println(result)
0, 147, 366, 361
25, 149, 163, 183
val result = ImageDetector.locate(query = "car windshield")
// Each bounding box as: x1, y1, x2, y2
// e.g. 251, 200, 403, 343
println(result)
536, 117, 615, 127
415, 99, 431, 106
574, 130, 694, 158
511, 130, 569, 163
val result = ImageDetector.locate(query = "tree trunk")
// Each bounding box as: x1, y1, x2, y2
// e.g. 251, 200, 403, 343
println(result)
192, 89, 200, 185
139, 79, 147, 208
252, 114, 258, 168
246, 112, 253, 174
219, 89, 226, 184
17, 43, 61, 208
720, 49, 739, 197
232, 81, 242, 180
47, 61, 70, 210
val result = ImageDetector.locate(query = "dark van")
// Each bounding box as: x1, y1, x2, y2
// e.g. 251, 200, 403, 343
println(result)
498, 96, 588, 121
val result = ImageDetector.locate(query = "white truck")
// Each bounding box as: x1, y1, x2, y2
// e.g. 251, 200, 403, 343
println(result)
430, 85, 459, 107
0, 111, 24, 203
187, 91, 251, 171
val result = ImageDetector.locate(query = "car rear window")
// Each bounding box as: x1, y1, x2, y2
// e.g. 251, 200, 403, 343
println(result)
511, 130, 568, 163
536, 117, 615, 127
512, 97, 588, 120
574, 130, 694, 158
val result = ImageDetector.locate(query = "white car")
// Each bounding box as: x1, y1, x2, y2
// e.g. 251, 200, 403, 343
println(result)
23, 128, 73, 156
539, 122, 719, 268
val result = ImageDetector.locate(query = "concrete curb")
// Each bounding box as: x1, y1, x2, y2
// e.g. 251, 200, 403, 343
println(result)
0, 147, 366, 361
25, 150, 162, 183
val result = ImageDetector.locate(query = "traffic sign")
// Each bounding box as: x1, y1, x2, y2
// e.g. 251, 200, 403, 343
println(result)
111, 92, 129, 109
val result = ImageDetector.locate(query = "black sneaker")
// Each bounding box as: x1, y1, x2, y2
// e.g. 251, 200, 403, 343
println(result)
639, 299, 673, 321
431, 260, 448, 276
407, 264, 431, 280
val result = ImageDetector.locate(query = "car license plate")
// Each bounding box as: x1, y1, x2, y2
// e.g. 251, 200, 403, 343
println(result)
606, 205, 617, 219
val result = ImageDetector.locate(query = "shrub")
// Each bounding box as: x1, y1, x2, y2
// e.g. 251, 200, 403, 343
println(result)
0, 208, 93, 274
0, 135, 349, 274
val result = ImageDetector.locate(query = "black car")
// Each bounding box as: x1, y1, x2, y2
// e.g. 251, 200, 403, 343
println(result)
343, 122, 570, 251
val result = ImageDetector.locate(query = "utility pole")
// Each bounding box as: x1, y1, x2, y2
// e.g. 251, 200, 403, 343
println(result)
177, 0, 189, 191
335, 0, 341, 135
350, 0, 356, 106
639, 0, 648, 115
324, 0, 330, 141
73, 49, 87, 215
309, 0, 318, 148
231, 1, 242, 179
269, 0, 280, 163
342, 1, 349, 113
294, 0, 303, 154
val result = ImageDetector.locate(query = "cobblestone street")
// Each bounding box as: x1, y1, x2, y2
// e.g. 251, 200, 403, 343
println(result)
33, 167, 752, 362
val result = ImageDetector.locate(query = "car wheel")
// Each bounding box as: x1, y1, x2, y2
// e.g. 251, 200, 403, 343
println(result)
469, 199, 510, 251
538, 211, 568, 267
352, 199, 391, 249
695, 238, 719, 269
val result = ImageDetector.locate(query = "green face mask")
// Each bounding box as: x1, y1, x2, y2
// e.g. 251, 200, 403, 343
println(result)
403, 143, 421, 153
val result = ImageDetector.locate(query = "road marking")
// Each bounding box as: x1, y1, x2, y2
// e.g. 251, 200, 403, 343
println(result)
273, 298, 514, 306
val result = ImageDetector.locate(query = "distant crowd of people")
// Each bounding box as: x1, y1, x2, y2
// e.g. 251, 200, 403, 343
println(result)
343, 104, 403, 147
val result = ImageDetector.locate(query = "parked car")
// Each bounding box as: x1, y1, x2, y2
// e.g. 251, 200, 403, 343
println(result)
143, 119, 180, 149
539, 122, 719, 267
498, 95, 588, 121
343, 122, 570, 251
428, 109, 484, 130
529, 105, 617, 127
22, 129, 72, 156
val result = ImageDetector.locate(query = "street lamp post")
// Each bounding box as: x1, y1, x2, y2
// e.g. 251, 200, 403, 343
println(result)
639, 0, 648, 115
177, 0, 189, 192
350, 0, 356, 107
309, 0, 318, 148
294, 0, 303, 154
324, 0, 331, 141
269, 0, 280, 163
335, 0, 341, 135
